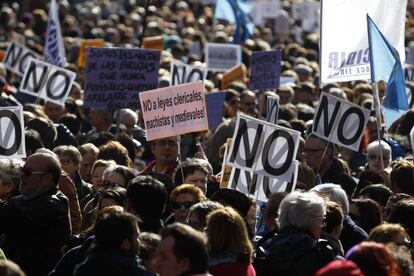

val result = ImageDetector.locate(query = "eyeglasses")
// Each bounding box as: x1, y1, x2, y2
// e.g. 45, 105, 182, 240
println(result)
302, 148, 325, 154
153, 140, 178, 148
21, 167, 48, 177
171, 201, 196, 210
103, 180, 122, 188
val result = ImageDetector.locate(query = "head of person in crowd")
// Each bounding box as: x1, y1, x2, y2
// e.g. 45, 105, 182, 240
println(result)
211, 188, 251, 218
239, 90, 257, 116
139, 232, 161, 273
315, 260, 364, 276
120, 108, 139, 136
246, 198, 259, 235
359, 183, 393, 211
0, 260, 26, 276
366, 141, 392, 174
146, 136, 180, 176
294, 64, 313, 82
173, 158, 209, 194
311, 184, 350, 215
53, 145, 82, 178
98, 186, 127, 210
25, 129, 44, 156
297, 162, 316, 190
44, 101, 67, 123
59, 113, 82, 137
303, 134, 334, 175
102, 164, 135, 189
97, 140, 132, 168
263, 192, 288, 232
277, 84, 294, 105
278, 191, 327, 239
349, 198, 382, 234
20, 152, 61, 199
383, 193, 413, 221
223, 90, 241, 118
26, 117, 57, 149
354, 170, 386, 197
390, 159, 414, 196
126, 175, 167, 233
206, 207, 254, 264
368, 223, 411, 247
78, 143, 99, 183
322, 201, 344, 251
345, 241, 399, 276
89, 108, 114, 132
386, 243, 414, 276
293, 82, 315, 106
186, 200, 223, 232
154, 223, 209, 276
0, 159, 23, 200
388, 200, 414, 239
90, 159, 116, 192
170, 184, 206, 224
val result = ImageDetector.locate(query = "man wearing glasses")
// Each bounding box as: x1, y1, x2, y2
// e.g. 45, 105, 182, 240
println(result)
141, 136, 180, 179
0, 152, 71, 276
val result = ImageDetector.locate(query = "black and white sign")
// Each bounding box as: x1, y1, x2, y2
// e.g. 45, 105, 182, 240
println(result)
3, 42, 41, 76
312, 92, 370, 151
19, 58, 76, 106
170, 61, 207, 86
0, 106, 26, 159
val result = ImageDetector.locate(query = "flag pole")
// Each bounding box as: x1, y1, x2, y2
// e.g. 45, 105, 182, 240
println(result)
372, 82, 385, 172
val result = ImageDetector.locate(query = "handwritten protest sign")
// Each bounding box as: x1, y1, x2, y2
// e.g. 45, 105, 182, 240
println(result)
249, 50, 282, 90
206, 43, 241, 72
83, 47, 160, 109
78, 39, 104, 67
143, 36, 164, 51
20, 58, 76, 106
3, 42, 41, 76
0, 106, 26, 159
139, 81, 208, 141
170, 61, 207, 86
221, 64, 247, 90
312, 92, 370, 151
206, 92, 226, 130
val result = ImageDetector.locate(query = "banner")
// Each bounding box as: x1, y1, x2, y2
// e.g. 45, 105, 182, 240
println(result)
312, 92, 370, 151
227, 114, 300, 181
206, 92, 226, 130
249, 50, 282, 91
170, 61, 207, 86
3, 42, 41, 76
320, 0, 407, 83
221, 64, 247, 90
78, 39, 105, 67
206, 43, 241, 72
139, 81, 208, 141
44, 0, 66, 67
19, 58, 76, 106
0, 106, 26, 159
83, 47, 160, 109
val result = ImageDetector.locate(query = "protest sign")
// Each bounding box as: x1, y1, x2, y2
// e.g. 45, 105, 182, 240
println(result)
220, 138, 233, 188
312, 92, 370, 151
251, 0, 281, 25
0, 106, 26, 159
78, 39, 105, 67
206, 43, 241, 72
320, 0, 406, 83
206, 92, 226, 130
266, 95, 279, 124
410, 126, 414, 155
228, 161, 298, 202
3, 42, 41, 76
170, 61, 207, 86
275, 11, 290, 35
227, 114, 300, 181
139, 81, 208, 141
292, 0, 319, 33
221, 64, 247, 90
249, 50, 282, 91
44, 0, 66, 67
20, 58, 76, 106
143, 36, 164, 51
83, 47, 160, 109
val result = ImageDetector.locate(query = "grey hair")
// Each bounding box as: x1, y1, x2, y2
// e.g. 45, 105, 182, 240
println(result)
120, 108, 138, 123
188, 200, 224, 223
310, 184, 349, 214
277, 191, 326, 231
0, 159, 23, 188
367, 140, 392, 161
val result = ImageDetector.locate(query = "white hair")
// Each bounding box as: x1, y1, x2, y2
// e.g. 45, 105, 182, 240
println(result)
310, 184, 349, 214
367, 140, 392, 161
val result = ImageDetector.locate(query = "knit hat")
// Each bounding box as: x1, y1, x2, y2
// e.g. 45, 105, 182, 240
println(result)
315, 260, 365, 276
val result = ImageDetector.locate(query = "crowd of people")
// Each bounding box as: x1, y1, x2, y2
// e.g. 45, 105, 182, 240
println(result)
1, 0, 414, 275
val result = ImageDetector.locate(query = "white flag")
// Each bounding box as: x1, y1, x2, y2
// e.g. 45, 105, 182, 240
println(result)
320, 0, 406, 84
44, 0, 66, 67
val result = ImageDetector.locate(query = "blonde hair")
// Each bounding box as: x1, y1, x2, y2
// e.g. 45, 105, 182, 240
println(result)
170, 184, 206, 204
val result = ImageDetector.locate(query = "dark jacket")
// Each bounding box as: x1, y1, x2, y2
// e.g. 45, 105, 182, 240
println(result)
259, 227, 337, 276
74, 250, 153, 276
339, 215, 368, 253
0, 188, 71, 276
72, 171, 93, 201
321, 158, 357, 197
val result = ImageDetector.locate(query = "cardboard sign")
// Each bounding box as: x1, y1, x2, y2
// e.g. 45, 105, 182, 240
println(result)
249, 50, 282, 91
139, 81, 208, 141
0, 106, 26, 159
227, 114, 300, 181
206, 43, 241, 72
83, 47, 160, 109
143, 36, 164, 51
3, 42, 41, 76
78, 39, 105, 67
220, 138, 233, 188
266, 95, 279, 124
206, 92, 226, 130
20, 58, 76, 106
221, 64, 247, 90
170, 61, 207, 86
312, 92, 370, 151
228, 160, 298, 202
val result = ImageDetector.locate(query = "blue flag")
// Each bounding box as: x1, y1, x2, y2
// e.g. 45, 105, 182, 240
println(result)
44, 0, 66, 67
367, 15, 408, 129
215, 0, 254, 43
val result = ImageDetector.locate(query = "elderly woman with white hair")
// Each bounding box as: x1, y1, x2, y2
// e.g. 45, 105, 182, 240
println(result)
260, 191, 337, 276
366, 140, 392, 174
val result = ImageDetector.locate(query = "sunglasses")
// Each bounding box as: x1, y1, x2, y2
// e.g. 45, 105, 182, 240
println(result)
21, 167, 48, 177
171, 201, 196, 210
